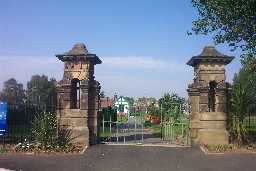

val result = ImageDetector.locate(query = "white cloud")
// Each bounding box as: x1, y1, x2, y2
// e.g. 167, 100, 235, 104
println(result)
104, 56, 167, 69
0, 55, 192, 98
0, 55, 63, 88
97, 56, 192, 98
102, 56, 187, 72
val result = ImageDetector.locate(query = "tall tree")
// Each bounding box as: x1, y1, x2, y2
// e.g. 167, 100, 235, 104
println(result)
191, 0, 256, 70
191, 0, 256, 52
147, 102, 160, 118
233, 66, 256, 113
26, 75, 57, 110
0, 78, 25, 106
229, 66, 256, 145
136, 97, 156, 113
159, 93, 185, 121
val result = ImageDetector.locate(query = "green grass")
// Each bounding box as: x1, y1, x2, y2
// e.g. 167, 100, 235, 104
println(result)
99, 127, 113, 138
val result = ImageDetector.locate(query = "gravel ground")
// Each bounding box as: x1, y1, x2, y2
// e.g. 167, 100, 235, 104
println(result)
0, 144, 256, 171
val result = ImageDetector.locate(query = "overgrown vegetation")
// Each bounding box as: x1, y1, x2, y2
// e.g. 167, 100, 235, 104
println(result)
229, 63, 256, 146
229, 84, 249, 146
15, 112, 76, 153
159, 93, 185, 121
32, 112, 57, 149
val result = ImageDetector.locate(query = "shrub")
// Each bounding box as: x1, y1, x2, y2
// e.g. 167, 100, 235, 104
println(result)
229, 83, 249, 146
32, 112, 57, 149
15, 111, 76, 153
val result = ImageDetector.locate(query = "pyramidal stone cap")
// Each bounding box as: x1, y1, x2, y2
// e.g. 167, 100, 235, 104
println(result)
65, 43, 89, 55
56, 43, 102, 64
187, 46, 234, 67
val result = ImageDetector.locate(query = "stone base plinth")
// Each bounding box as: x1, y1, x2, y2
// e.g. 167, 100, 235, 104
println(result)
58, 122, 90, 147
190, 112, 229, 145
198, 129, 229, 145
57, 109, 90, 147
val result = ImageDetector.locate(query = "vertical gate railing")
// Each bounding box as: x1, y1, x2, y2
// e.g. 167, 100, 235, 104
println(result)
162, 120, 190, 146
101, 115, 190, 145
101, 116, 144, 144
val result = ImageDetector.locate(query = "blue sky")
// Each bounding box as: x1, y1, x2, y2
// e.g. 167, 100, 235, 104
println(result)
0, 0, 241, 98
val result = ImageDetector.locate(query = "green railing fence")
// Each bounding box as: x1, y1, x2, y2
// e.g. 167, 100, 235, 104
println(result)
162, 120, 190, 146
244, 116, 256, 132
0, 103, 56, 144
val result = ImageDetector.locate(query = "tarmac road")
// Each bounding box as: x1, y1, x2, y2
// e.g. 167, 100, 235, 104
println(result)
0, 144, 256, 171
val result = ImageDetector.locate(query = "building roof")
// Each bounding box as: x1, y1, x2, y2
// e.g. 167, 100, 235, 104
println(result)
187, 46, 234, 67
100, 97, 113, 108
56, 43, 102, 64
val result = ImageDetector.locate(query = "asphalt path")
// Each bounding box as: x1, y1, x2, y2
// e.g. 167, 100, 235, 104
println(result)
0, 145, 256, 171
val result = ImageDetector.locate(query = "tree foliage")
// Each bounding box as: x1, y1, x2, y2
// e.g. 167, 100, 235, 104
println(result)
191, 0, 256, 53
229, 65, 256, 145
159, 93, 185, 121
135, 97, 156, 113
0, 78, 25, 105
147, 102, 160, 118
26, 75, 57, 110
241, 53, 256, 73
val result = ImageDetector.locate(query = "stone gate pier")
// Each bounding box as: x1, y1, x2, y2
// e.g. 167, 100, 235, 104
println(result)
56, 43, 102, 147
187, 46, 234, 145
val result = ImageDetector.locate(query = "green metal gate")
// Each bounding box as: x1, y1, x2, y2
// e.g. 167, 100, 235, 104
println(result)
162, 120, 190, 146
101, 116, 144, 144
101, 115, 190, 146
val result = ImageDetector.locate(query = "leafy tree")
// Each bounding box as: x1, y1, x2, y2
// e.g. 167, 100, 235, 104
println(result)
191, 0, 256, 53
0, 78, 27, 126
241, 53, 256, 73
0, 78, 25, 105
233, 64, 256, 114
147, 102, 160, 118
229, 66, 256, 145
191, 0, 256, 71
136, 97, 156, 113
27, 75, 57, 111
159, 93, 185, 121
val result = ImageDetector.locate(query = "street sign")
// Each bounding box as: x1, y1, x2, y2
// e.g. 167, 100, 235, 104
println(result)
0, 101, 7, 136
